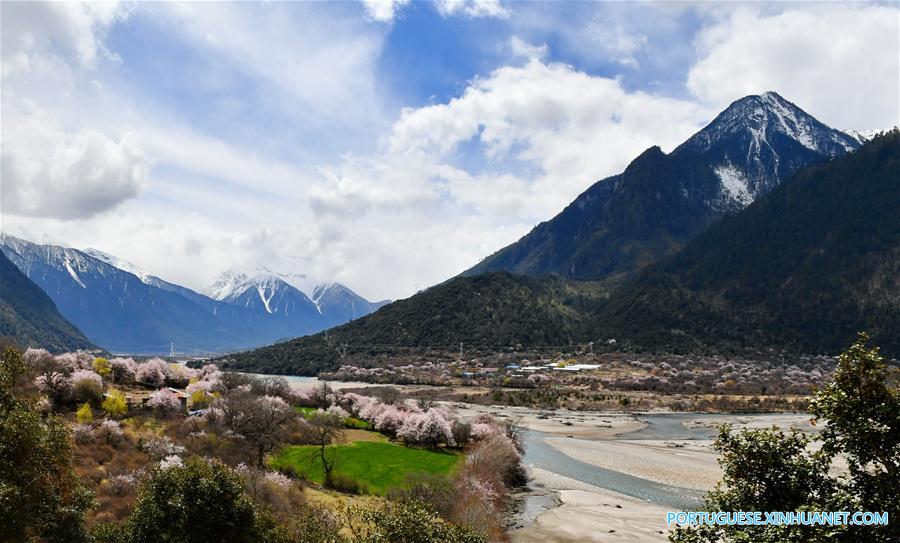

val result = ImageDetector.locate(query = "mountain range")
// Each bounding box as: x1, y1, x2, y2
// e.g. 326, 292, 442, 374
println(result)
596, 129, 900, 356
0, 235, 388, 354
217, 94, 900, 374
0, 250, 96, 352
463, 92, 860, 283
4, 92, 895, 363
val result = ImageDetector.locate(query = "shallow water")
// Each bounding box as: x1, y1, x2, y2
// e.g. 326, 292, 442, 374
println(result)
623, 412, 739, 440
522, 429, 704, 510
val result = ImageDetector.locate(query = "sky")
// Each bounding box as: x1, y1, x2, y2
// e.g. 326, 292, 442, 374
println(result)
1, 0, 898, 301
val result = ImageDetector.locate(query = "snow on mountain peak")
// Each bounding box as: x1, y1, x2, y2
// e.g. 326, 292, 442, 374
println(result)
714, 164, 753, 207
681, 92, 858, 157
83, 248, 152, 283
843, 126, 899, 145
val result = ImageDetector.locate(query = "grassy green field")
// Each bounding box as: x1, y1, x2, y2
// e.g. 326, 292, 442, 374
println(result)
270, 441, 461, 495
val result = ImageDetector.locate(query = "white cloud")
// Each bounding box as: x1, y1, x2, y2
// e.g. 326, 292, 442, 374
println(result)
4, 1, 895, 304
362, 0, 410, 22
688, 4, 900, 130
300, 58, 710, 297
1, 103, 150, 220
151, 2, 389, 146
436, 0, 509, 19
584, 20, 648, 67
510, 36, 548, 60
1, 1, 129, 74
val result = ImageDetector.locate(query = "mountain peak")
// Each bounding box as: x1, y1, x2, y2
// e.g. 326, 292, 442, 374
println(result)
464, 92, 861, 282
679, 91, 858, 157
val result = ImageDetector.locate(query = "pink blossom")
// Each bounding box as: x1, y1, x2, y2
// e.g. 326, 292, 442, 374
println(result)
135, 359, 167, 386
398, 410, 455, 447
148, 388, 182, 411
402, 399, 423, 414
23, 348, 52, 365
159, 455, 183, 470
53, 352, 79, 371
325, 405, 349, 419
264, 471, 292, 489
70, 369, 103, 388
109, 358, 137, 383
373, 406, 406, 435
458, 474, 499, 505
470, 422, 499, 440
358, 398, 387, 421
186, 379, 214, 395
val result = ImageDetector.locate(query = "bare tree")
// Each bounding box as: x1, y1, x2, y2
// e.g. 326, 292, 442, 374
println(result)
307, 410, 344, 482
310, 381, 334, 409
218, 390, 296, 467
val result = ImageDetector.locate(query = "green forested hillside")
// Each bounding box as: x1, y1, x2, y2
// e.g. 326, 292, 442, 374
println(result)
598, 130, 900, 356
0, 251, 96, 352
217, 272, 609, 374
221, 133, 900, 375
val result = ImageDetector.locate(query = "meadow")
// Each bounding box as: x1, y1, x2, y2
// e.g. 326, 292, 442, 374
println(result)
270, 437, 461, 495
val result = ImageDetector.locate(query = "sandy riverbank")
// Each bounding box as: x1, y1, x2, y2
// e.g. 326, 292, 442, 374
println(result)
544, 437, 720, 491
510, 468, 673, 543
450, 403, 647, 439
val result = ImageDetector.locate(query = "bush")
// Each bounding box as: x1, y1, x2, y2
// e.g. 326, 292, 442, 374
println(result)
91, 523, 130, 543
95, 420, 125, 447
93, 357, 111, 378
102, 388, 128, 418
465, 433, 526, 488
73, 371, 104, 406
280, 503, 344, 543
360, 500, 486, 543
388, 473, 455, 518
325, 472, 369, 495
76, 402, 94, 423
128, 457, 280, 543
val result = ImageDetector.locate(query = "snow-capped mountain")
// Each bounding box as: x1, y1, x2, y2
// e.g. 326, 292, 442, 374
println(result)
207, 270, 388, 325
1, 235, 389, 354
675, 91, 860, 212
312, 282, 391, 324
83, 248, 152, 283
465, 91, 862, 281
843, 126, 899, 145
207, 270, 321, 321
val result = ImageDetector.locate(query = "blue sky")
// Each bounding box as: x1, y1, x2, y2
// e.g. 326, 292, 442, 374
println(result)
2, 1, 897, 300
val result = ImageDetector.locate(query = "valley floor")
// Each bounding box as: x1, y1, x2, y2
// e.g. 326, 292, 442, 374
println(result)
283, 378, 820, 542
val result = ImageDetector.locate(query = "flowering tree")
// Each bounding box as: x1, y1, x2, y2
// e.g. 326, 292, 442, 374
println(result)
398, 410, 455, 448
135, 359, 167, 386
148, 388, 182, 413
324, 405, 349, 419
70, 369, 103, 389
95, 419, 124, 446
109, 357, 136, 384
25, 348, 73, 405
142, 436, 186, 460
374, 405, 406, 436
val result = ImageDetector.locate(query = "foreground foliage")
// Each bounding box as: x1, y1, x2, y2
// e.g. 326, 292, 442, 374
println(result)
0, 346, 93, 542
670, 334, 900, 543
